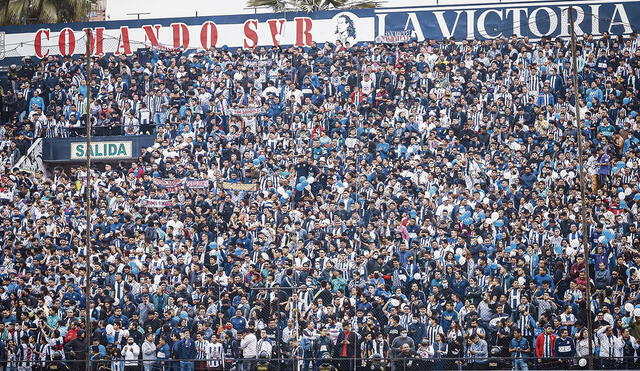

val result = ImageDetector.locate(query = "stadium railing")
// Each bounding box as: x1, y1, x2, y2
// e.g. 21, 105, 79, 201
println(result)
3, 355, 638, 371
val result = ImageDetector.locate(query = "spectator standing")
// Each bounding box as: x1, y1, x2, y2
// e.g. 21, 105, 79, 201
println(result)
467, 335, 488, 370
121, 337, 140, 371
535, 325, 557, 368
173, 331, 197, 371
554, 328, 576, 369
141, 333, 156, 371
239, 328, 257, 371
509, 329, 530, 371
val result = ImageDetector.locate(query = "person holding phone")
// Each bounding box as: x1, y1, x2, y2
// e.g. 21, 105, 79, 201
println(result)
509, 329, 530, 371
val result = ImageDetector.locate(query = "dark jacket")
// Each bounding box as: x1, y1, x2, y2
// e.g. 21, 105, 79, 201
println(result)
173, 338, 197, 360
314, 335, 334, 358
334, 331, 358, 358
64, 336, 88, 361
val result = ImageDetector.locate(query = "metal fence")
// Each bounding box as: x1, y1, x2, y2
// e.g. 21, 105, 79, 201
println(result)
44, 123, 148, 138
2, 356, 639, 371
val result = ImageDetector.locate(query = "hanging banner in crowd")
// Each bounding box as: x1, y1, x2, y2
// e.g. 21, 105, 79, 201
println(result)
153, 178, 181, 188
153, 178, 182, 192
228, 107, 264, 117
144, 198, 175, 208
242, 59, 272, 68
12, 138, 45, 174
222, 182, 259, 191
153, 178, 209, 190
186, 179, 209, 189
0, 0, 636, 63
375, 30, 412, 44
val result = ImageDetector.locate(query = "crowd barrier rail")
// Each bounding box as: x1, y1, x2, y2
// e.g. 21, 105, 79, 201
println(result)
1, 355, 638, 371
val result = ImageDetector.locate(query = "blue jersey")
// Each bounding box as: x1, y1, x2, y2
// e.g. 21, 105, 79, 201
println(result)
554, 336, 576, 358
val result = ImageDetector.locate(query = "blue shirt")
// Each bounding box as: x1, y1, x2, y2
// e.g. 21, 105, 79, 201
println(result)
440, 310, 458, 332
173, 338, 197, 360
230, 316, 247, 332
157, 343, 170, 359
510, 337, 529, 358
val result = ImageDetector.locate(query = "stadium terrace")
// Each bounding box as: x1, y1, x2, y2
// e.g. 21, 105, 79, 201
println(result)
0, 2, 639, 371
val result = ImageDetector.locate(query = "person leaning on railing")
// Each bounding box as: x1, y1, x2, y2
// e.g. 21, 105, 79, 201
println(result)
620, 328, 640, 369
155, 336, 171, 371
141, 333, 156, 371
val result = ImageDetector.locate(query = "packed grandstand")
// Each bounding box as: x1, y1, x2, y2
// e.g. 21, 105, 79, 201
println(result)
0, 28, 640, 371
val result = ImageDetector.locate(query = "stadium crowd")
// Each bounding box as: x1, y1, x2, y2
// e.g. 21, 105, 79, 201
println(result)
0, 30, 640, 371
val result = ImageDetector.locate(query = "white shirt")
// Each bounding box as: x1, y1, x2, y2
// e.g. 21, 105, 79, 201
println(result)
207, 342, 224, 368
240, 333, 257, 358
256, 338, 273, 358
576, 338, 591, 357
361, 79, 374, 95
282, 326, 296, 345
418, 344, 435, 358
597, 327, 623, 359
121, 343, 141, 366
166, 219, 184, 236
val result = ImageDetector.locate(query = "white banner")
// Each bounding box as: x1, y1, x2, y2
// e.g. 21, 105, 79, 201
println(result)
0, 1, 635, 61
0, 12, 374, 60
144, 198, 175, 208
229, 107, 264, 117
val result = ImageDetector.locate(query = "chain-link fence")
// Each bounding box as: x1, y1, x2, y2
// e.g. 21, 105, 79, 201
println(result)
244, 285, 304, 370
232, 285, 363, 371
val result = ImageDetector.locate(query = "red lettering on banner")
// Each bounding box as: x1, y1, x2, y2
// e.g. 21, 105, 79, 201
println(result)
142, 25, 162, 48
34, 29, 51, 58
200, 21, 218, 49
267, 19, 286, 47
58, 28, 76, 56
294, 17, 313, 46
94, 27, 105, 55
171, 23, 190, 49
83, 27, 105, 55
115, 26, 132, 55
243, 19, 258, 48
